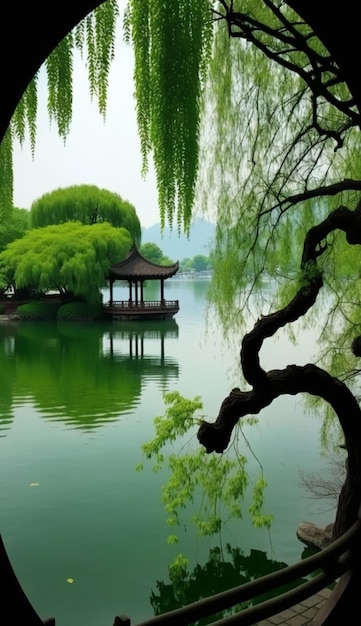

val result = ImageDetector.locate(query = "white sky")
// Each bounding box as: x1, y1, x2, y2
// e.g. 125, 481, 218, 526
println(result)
12, 5, 160, 228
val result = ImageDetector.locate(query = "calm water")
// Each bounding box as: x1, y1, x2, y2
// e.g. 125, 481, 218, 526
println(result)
0, 280, 332, 626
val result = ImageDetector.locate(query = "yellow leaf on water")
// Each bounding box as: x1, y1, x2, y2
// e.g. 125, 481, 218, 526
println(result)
29, 483, 39, 487
66, 578, 74, 584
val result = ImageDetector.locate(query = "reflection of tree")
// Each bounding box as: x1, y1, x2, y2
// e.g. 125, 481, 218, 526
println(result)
0, 321, 179, 431
150, 545, 307, 624
0, 323, 16, 433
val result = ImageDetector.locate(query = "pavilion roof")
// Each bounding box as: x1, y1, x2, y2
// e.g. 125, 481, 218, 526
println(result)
109, 246, 179, 280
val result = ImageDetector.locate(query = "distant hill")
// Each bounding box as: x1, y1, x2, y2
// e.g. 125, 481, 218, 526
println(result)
141, 218, 215, 261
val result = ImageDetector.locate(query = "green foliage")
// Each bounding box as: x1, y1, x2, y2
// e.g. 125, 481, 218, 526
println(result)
178, 254, 213, 273
297, 261, 322, 291
0, 207, 30, 254
192, 254, 210, 273
57, 301, 104, 321
46, 34, 74, 138
0, 303, 5, 314
141, 391, 202, 461
0, 221, 132, 302
1, 1, 119, 218
248, 474, 272, 529
5, 0, 214, 234
30, 185, 141, 246
197, 5, 360, 336
168, 553, 189, 582
139, 391, 272, 551
12, 1, 119, 151
125, 0, 213, 232
11, 74, 38, 154
140, 242, 165, 265
16, 301, 60, 321
0, 128, 13, 218
140, 242, 174, 266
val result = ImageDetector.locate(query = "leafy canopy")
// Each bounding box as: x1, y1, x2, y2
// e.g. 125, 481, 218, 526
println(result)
30, 184, 141, 245
140, 242, 174, 266
0, 207, 30, 254
0, 221, 132, 302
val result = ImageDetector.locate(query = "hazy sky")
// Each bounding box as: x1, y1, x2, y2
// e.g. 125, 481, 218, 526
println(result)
12, 5, 160, 228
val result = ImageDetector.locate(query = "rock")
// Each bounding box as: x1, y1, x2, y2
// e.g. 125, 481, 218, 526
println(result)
296, 521, 334, 549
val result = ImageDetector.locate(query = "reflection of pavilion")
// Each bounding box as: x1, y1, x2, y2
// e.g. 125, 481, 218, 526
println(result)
105, 246, 180, 321
104, 319, 179, 365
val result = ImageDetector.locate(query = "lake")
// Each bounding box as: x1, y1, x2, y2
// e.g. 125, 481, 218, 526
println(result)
0, 279, 333, 626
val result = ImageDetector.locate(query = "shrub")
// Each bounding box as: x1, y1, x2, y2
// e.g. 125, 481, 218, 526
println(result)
16, 301, 60, 320
57, 301, 105, 321
0, 303, 5, 314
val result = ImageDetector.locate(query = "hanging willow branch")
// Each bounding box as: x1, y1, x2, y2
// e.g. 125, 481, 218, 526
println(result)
0, 129, 13, 219
12, 0, 119, 150
1, 0, 119, 218
124, 0, 213, 233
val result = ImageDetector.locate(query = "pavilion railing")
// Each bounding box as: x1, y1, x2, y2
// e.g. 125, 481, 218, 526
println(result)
114, 507, 361, 626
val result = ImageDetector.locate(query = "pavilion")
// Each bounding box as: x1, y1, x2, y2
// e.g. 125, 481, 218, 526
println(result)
104, 245, 179, 321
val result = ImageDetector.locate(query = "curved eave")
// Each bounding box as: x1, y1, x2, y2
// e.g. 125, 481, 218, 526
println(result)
109, 265, 179, 281
109, 246, 179, 280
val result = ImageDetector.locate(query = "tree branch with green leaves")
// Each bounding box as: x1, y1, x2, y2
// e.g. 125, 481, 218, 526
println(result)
198, 200, 361, 538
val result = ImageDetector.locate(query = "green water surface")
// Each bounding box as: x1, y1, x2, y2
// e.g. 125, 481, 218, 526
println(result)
0, 280, 332, 626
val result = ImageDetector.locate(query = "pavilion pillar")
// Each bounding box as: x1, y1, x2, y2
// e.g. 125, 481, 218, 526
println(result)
129, 281, 132, 307
160, 279, 165, 304
109, 278, 114, 306
140, 281, 144, 305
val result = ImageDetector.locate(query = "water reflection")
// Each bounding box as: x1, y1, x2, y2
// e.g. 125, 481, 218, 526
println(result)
150, 545, 308, 622
0, 282, 331, 626
0, 320, 179, 432
105, 319, 178, 365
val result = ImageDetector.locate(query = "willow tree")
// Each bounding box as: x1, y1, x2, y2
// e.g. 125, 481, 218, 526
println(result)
0, 221, 132, 302
128, 0, 361, 548
197, 3, 361, 540
30, 184, 141, 245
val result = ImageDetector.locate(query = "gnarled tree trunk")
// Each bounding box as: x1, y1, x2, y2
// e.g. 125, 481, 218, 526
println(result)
198, 202, 361, 539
